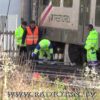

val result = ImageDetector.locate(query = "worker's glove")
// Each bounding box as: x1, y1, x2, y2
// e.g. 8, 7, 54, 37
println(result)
31, 52, 36, 58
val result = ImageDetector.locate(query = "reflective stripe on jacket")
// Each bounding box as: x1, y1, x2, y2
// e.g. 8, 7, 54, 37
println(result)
26, 26, 38, 45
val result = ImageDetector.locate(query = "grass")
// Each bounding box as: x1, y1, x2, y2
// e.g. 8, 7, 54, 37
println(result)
2, 70, 100, 100
0, 52, 100, 100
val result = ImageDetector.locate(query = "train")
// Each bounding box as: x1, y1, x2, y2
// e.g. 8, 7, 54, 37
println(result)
21, 0, 100, 65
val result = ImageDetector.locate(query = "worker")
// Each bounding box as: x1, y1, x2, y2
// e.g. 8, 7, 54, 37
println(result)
15, 21, 27, 56
25, 20, 39, 59
31, 39, 53, 61
84, 24, 99, 77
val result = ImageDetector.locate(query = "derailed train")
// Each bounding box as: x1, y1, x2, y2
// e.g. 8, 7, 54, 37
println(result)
21, 0, 100, 64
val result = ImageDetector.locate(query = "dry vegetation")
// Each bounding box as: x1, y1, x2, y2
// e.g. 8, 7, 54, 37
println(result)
0, 52, 100, 100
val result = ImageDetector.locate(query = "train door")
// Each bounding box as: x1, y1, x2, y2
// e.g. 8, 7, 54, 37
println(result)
79, 0, 91, 26
67, 0, 91, 65
90, 0, 100, 32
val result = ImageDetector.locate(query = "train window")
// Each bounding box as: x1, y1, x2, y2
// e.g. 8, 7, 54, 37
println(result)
43, 0, 50, 6
64, 0, 73, 7
52, 0, 60, 7
95, 0, 100, 26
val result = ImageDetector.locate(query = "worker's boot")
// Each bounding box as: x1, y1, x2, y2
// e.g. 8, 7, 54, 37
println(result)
84, 66, 90, 77
91, 66, 97, 75
90, 67, 97, 81
90, 61, 98, 80
38, 59, 44, 64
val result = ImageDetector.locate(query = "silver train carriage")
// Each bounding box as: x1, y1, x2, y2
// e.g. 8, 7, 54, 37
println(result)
31, 0, 100, 64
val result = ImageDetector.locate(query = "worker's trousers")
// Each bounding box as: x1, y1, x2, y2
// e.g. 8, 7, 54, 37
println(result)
39, 49, 51, 60
87, 49, 97, 65
27, 44, 35, 59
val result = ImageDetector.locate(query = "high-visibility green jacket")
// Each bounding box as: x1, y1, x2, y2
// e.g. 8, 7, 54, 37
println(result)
84, 29, 98, 50
34, 39, 53, 54
15, 25, 26, 46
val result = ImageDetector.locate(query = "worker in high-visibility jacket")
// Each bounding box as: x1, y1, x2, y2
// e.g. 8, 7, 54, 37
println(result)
84, 24, 99, 76
31, 39, 53, 61
25, 20, 39, 59
15, 21, 27, 55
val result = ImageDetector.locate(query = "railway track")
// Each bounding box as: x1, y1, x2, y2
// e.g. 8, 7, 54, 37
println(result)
29, 60, 100, 89
0, 57, 100, 89
29, 60, 100, 76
